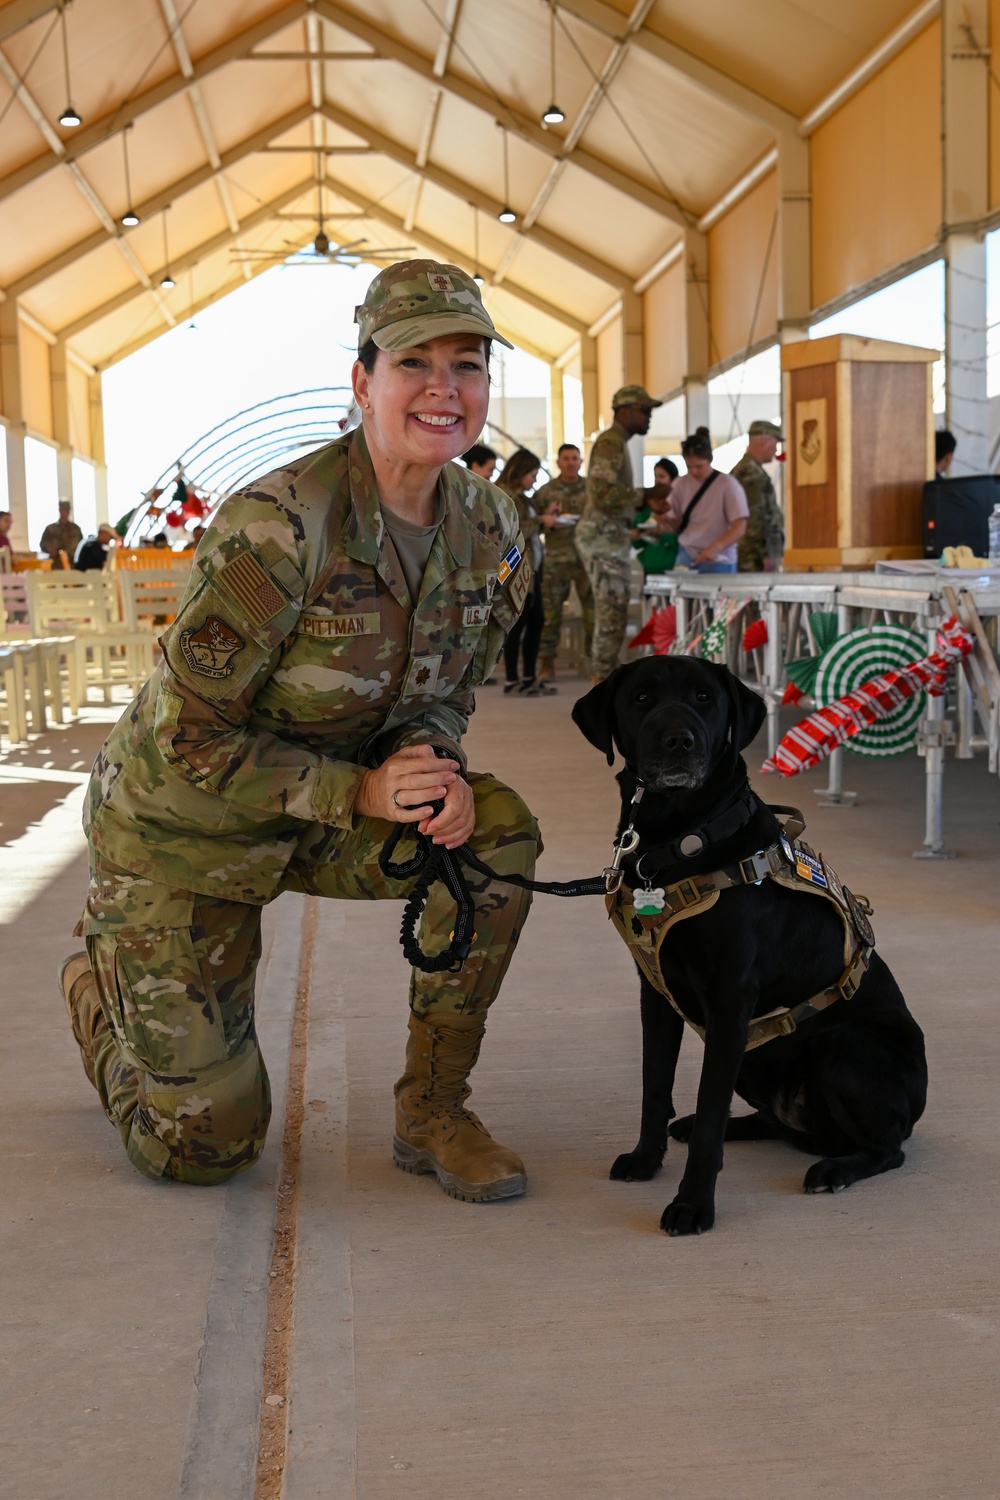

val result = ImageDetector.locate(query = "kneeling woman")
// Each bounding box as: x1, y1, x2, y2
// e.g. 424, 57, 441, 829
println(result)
61, 261, 540, 1202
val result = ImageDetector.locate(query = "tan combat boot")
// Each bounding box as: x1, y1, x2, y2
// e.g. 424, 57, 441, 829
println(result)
393, 1012, 527, 1202
60, 951, 105, 1089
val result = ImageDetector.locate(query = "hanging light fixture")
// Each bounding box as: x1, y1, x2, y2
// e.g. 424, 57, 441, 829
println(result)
120, 124, 139, 227
541, 1, 565, 127
57, 1, 82, 128
497, 129, 516, 223
159, 207, 175, 289
472, 204, 485, 284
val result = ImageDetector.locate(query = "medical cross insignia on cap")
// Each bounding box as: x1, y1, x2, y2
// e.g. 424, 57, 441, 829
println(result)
428, 272, 455, 292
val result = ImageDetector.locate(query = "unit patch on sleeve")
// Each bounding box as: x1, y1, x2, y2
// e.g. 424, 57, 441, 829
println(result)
180, 616, 246, 678
216, 550, 288, 627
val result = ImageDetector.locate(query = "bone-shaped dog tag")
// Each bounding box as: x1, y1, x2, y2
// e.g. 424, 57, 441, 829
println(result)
633, 886, 666, 915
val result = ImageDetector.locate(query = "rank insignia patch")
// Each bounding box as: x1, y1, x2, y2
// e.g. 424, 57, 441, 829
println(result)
180, 616, 245, 678
496, 543, 522, 585
402, 654, 442, 697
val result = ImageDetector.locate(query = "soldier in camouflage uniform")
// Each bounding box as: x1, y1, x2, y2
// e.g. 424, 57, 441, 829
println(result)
39, 500, 83, 568
60, 261, 542, 1203
732, 419, 785, 573
575, 385, 661, 682
533, 443, 594, 680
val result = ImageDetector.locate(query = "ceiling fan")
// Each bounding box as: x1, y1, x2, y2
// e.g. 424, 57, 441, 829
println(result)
232, 218, 414, 269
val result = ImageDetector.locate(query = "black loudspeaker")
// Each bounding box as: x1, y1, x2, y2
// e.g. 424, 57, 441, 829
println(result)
922, 474, 1000, 557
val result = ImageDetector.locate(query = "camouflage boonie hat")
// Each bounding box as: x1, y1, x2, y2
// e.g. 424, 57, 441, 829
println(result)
749, 419, 784, 440
355, 259, 514, 353
611, 384, 663, 410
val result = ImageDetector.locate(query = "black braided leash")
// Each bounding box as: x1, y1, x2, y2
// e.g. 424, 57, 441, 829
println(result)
378, 817, 608, 973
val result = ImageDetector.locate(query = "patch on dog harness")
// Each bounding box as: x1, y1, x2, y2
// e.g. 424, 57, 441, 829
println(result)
795, 848, 827, 888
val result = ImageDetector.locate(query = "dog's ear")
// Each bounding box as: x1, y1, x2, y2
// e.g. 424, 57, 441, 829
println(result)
572, 670, 624, 765
724, 667, 767, 751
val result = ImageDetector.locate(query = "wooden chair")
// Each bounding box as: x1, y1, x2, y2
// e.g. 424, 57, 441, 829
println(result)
0, 644, 28, 747
0, 573, 30, 635
118, 563, 193, 631
27, 571, 152, 706
27, 571, 120, 634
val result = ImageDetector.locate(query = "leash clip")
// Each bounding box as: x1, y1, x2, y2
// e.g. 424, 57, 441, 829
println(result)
604, 825, 640, 894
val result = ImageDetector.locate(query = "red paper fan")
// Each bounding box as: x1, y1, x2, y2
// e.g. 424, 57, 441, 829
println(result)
630, 605, 677, 654
743, 619, 768, 651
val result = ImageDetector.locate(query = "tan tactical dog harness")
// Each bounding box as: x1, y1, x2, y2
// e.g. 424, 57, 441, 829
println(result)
605, 806, 876, 1052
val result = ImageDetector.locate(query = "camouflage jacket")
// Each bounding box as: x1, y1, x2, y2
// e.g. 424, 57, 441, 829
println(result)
533, 476, 586, 564
84, 427, 529, 903
580, 422, 641, 545
39, 519, 83, 563
731, 452, 784, 568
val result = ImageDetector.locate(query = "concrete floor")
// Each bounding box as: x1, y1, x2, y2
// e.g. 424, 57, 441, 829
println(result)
2, 679, 999, 1499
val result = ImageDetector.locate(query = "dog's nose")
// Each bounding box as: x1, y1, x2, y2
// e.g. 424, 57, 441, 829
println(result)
663, 730, 696, 753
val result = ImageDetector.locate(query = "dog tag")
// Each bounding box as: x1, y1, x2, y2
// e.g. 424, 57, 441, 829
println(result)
633, 886, 665, 915
679, 834, 704, 857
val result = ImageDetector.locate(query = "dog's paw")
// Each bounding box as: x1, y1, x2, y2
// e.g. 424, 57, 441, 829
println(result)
660, 1195, 715, 1236
667, 1114, 695, 1143
803, 1158, 851, 1194
610, 1148, 663, 1182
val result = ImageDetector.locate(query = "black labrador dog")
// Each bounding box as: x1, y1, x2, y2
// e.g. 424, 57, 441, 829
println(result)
573, 655, 927, 1237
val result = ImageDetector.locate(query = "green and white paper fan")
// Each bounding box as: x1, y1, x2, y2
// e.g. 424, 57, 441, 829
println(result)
814, 625, 927, 757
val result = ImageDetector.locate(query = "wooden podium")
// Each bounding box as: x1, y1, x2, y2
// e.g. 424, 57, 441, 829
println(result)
781, 334, 937, 570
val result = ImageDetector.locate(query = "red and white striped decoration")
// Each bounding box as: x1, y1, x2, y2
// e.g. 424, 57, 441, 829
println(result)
761, 617, 973, 777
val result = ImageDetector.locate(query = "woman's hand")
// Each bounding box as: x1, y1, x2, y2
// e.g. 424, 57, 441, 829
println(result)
354, 743, 475, 848
419, 775, 476, 848
541, 501, 562, 529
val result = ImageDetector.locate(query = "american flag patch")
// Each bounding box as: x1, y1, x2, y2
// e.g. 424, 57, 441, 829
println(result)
216, 551, 287, 626
496, 543, 521, 585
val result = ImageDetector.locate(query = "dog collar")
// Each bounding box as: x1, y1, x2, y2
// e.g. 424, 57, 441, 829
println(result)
634, 789, 758, 879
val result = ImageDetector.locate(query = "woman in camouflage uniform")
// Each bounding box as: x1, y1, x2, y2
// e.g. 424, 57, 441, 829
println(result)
60, 261, 540, 1203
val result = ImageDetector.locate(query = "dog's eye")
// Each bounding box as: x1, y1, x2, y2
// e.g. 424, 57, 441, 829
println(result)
695, 690, 710, 702
634, 690, 650, 705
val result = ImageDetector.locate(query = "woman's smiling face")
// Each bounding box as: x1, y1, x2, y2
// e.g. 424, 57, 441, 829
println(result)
353, 333, 491, 468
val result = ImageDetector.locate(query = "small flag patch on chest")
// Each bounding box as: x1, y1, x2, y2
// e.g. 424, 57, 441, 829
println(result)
216, 551, 287, 627
496, 543, 521, 585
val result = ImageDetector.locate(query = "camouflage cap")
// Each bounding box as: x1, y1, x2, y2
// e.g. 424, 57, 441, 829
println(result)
355, 259, 514, 353
611, 384, 663, 410
749, 419, 784, 440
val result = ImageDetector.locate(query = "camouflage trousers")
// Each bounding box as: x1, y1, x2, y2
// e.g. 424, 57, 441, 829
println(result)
538, 554, 594, 671
80, 771, 539, 1186
574, 523, 632, 681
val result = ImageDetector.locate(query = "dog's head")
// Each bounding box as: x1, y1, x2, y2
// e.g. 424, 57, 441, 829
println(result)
572, 657, 766, 791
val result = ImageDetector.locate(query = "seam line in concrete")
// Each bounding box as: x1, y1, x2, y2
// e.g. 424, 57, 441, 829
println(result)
175, 894, 305, 1500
